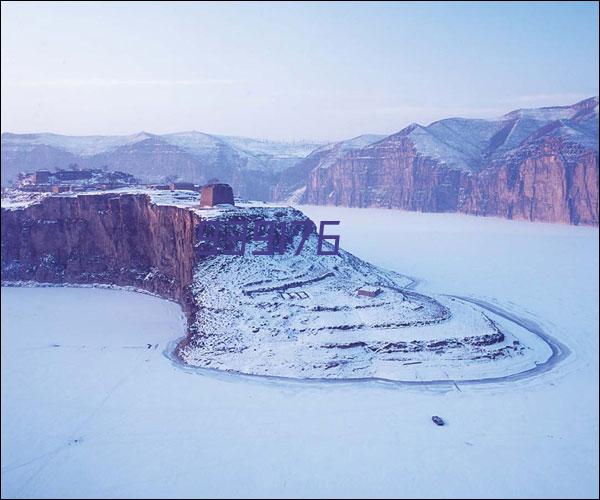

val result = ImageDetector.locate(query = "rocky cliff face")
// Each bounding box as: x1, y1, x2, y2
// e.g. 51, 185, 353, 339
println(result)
0, 191, 319, 328
1, 193, 199, 317
460, 140, 598, 224
303, 98, 599, 225
304, 136, 599, 224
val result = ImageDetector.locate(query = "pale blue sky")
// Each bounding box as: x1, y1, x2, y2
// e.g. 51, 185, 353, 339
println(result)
1, 1, 598, 140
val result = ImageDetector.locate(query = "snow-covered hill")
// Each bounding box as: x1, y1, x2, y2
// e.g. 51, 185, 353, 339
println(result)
378, 96, 599, 172
0, 131, 327, 189
1, 188, 558, 382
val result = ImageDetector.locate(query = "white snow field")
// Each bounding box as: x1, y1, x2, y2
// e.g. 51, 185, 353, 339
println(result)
1, 208, 598, 498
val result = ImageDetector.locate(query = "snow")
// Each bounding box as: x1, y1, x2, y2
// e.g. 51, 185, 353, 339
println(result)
216, 135, 325, 159
310, 134, 387, 170
357, 98, 599, 172
145, 133, 324, 173
0, 132, 326, 174
501, 99, 596, 122
0, 190, 51, 209
313, 134, 386, 156
285, 185, 306, 204
1, 132, 152, 156
1, 207, 598, 498
397, 123, 486, 171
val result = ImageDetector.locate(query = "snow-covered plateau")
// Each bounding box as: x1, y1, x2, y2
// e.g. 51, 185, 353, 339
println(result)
1, 203, 598, 498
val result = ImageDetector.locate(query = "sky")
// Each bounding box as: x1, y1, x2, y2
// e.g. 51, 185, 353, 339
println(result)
1, 1, 598, 141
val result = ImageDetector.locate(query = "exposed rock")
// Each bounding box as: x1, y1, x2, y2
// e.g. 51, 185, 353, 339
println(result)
1, 193, 199, 320
302, 98, 599, 225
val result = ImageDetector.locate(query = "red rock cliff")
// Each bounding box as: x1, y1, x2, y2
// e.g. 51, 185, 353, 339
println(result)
1, 193, 199, 317
304, 136, 598, 225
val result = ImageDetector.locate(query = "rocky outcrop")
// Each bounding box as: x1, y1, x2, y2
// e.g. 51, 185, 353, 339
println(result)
271, 134, 385, 202
1, 190, 556, 381
1, 193, 199, 317
303, 98, 599, 225
304, 136, 599, 224
0, 192, 318, 328
460, 140, 598, 224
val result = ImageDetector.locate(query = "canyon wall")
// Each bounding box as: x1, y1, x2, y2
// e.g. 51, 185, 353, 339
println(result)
1, 194, 199, 318
304, 137, 599, 225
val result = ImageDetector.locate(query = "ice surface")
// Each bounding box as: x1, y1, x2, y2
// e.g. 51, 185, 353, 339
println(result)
1, 207, 598, 498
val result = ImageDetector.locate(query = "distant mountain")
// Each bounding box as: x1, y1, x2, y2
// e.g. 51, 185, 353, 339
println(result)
271, 134, 386, 202
0, 131, 326, 199
303, 97, 599, 224
2, 97, 598, 224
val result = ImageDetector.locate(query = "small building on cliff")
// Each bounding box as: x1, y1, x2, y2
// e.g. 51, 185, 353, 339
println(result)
357, 286, 382, 298
200, 183, 235, 207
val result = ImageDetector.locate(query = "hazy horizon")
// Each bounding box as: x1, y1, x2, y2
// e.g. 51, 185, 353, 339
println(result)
1, 1, 598, 141
1, 93, 599, 144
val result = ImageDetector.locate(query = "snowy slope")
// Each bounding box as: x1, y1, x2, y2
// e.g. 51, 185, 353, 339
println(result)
1, 131, 324, 172
359, 96, 599, 172
310, 134, 387, 169
217, 135, 325, 161
0, 132, 152, 156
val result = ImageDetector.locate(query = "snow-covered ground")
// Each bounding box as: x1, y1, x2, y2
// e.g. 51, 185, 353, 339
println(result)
1, 207, 598, 498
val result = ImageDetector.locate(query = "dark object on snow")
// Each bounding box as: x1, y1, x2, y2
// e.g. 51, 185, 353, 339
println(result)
200, 183, 235, 207
431, 415, 445, 426
357, 285, 381, 298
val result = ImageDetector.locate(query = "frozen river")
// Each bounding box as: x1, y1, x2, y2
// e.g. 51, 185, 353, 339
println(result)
2, 207, 598, 498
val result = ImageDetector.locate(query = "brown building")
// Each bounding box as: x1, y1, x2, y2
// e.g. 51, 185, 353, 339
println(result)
200, 183, 235, 207
357, 286, 382, 298
32, 170, 52, 184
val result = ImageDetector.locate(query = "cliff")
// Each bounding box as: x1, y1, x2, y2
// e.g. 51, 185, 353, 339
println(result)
303, 98, 599, 225
0, 189, 555, 381
0, 191, 316, 328
1, 193, 199, 317
304, 136, 599, 224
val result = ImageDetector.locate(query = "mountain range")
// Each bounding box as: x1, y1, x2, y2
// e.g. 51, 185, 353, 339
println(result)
2, 96, 598, 224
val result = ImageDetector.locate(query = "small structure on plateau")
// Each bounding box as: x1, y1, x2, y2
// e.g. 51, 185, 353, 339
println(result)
200, 183, 235, 207
357, 285, 382, 298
